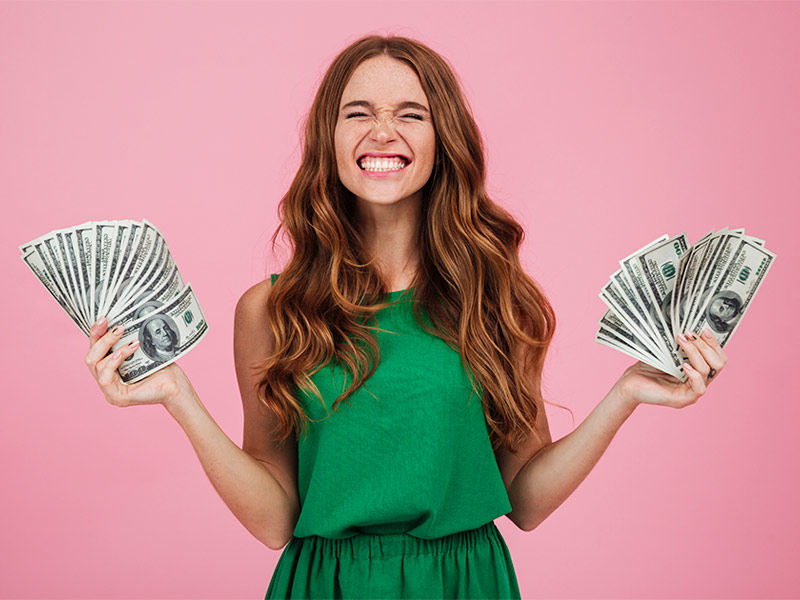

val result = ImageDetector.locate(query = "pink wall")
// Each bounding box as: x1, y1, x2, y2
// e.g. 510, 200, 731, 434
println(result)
2, 1, 799, 598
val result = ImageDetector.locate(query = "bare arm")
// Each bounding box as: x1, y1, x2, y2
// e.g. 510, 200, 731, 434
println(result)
84, 278, 299, 550
502, 328, 728, 532
505, 383, 636, 532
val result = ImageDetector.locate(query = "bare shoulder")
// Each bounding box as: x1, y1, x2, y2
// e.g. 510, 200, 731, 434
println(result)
233, 277, 299, 516
235, 278, 274, 332
234, 278, 276, 378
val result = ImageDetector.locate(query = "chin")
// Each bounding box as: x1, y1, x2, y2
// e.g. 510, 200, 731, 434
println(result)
357, 192, 414, 205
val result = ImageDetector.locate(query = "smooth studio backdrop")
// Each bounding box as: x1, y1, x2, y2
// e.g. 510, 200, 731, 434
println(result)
2, 2, 798, 598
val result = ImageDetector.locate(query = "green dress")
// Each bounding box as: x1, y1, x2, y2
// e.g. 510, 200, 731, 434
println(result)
265, 274, 521, 599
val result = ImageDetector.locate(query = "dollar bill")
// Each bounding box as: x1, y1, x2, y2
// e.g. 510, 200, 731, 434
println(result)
636, 233, 689, 363
21, 219, 208, 382
597, 228, 774, 380
685, 238, 775, 350
619, 237, 684, 372
111, 283, 208, 383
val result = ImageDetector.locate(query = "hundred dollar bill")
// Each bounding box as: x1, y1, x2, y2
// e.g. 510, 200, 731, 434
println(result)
108, 261, 184, 326
682, 230, 743, 333
73, 222, 96, 321
21, 219, 208, 381
23, 234, 89, 334
112, 232, 166, 315
110, 283, 208, 383
685, 238, 775, 351
596, 329, 679, 377
597, 310, 681, 377
21, 247, 89, 335
636, 233, 689, 361
620, 237, 683, 372
670, 229, 713, 340
103, 220, 160, 317
596, 228, 774, 380
600, 275, 668, 362
63, 227, 91, 327
679, 229, 746, 335
100, 220, 142, 318
56, 229, 91, 330
93, 221, 120, 323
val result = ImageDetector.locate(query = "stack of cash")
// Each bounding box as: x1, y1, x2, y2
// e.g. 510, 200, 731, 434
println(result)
596, 228, 775, 381
20, 220, 208, 383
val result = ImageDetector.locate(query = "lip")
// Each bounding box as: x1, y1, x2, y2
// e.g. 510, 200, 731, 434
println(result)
359, 162, 409, 178
357, 152, 411, 163
356, 152, 411, 178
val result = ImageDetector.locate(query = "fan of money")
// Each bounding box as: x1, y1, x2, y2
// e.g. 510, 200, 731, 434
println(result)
20, 219, 208, 383
596, 228, 775, 381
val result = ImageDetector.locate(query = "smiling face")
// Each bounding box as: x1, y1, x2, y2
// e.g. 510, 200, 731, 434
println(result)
334, 55, 436, 209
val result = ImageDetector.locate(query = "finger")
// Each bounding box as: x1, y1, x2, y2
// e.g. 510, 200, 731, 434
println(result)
679, 330, 726, 375
96, 338, 140, 398
84, 324, 126, 374
699, 327, 728, 366
677, 331, 711, 378
682, 362, 707, 398
89, 316, 108, 346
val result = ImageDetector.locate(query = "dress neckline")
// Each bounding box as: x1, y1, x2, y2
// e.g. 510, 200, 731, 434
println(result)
385, 286, 415, 300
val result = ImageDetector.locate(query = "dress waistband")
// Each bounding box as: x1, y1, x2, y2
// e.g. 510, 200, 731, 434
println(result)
287, 521, 504, 560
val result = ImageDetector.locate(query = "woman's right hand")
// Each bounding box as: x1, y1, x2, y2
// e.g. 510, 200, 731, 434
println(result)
84, 316, 196, 411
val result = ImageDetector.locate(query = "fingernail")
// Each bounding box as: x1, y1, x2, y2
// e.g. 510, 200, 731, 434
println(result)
111, 326, 122, 336
678, 334, 688, 343
702, 328, 713, 339
94, 316, 106, 328
685, 331, 698, 341
128, 339, 139, 348
683, 362, 694, 371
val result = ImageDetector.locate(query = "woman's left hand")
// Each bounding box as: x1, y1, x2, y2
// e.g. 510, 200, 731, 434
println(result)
614, 328, 728, 409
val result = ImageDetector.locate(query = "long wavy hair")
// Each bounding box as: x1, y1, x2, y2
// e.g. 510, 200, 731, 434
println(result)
258, 34, 556, 455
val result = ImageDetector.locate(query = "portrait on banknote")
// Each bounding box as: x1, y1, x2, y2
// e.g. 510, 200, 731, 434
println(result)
140, 314, 180, 362
705, 291, 743, 333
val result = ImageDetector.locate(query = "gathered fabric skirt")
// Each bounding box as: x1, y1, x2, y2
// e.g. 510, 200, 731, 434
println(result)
265, 520, 521, 599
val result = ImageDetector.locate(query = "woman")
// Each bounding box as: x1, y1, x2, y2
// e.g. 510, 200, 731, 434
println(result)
84, 35, 727, 599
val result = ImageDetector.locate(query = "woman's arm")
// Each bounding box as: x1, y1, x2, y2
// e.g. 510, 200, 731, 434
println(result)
84, 279, 299, 550
504, 329, 727, 532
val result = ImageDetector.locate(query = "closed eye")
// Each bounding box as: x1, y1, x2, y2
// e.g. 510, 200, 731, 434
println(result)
344, 112, 424, 121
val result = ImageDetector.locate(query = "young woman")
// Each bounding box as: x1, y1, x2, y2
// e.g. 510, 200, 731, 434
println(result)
83, 35, 727, 599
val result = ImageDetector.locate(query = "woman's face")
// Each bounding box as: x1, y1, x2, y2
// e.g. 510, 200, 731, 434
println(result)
334, 55, 436, 208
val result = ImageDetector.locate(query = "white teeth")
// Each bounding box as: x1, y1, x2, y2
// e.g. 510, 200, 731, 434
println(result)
359, 157, 407, 172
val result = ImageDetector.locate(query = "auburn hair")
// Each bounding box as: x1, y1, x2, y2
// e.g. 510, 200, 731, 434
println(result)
258, 34, 556, 455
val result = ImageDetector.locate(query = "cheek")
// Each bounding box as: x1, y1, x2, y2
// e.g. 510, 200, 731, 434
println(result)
418, 132, 436, 165
335, 126, 360, 152
333, 130, 347, 164
419, 139, 437, 170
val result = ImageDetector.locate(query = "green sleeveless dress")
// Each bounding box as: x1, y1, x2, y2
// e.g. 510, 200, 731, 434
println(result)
265, 273, 521, 599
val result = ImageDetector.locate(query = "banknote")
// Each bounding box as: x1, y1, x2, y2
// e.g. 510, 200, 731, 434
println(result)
110, 283, 208, 383
596, 229, 774, 381
20, 219, 207, 383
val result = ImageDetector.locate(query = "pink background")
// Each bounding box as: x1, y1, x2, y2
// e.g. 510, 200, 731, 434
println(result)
2, 1, 799, 598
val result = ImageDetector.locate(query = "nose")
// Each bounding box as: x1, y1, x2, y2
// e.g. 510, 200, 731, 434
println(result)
369, 114, 397, 143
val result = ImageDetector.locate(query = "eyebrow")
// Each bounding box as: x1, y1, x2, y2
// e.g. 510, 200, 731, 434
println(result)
341, 100, 430, 113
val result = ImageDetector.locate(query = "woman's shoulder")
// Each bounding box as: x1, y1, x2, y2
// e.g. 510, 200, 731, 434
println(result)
236, 275, 278, 315
234, 276, 277, 338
